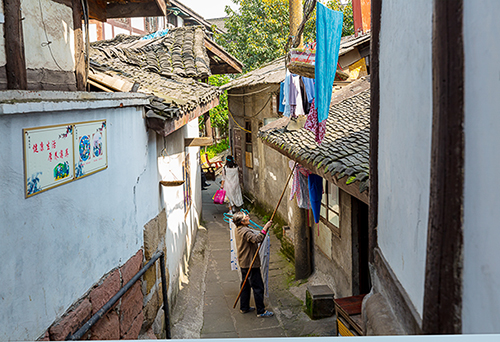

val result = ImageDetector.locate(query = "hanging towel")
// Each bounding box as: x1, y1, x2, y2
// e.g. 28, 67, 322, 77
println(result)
308, 174, 323, 224
302, 77, 315, 103
315, 3, 343, 123
304, 99, 327, 144
279, 82, 285, 113
299, 77, 311, 114
289, 74, 305, 117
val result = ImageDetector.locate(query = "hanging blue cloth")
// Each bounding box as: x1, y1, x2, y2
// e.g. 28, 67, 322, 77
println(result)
308, 174, 323, 224
315, 3, 343, 123
302, 77, 315, 103
279, 81, 285, 113
282, 70, 291, 117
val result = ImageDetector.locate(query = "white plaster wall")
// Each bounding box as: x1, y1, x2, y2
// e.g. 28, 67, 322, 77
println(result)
462, 0, 500, 333
0, 0, 6, 66
21, 0, 75, 71
159, 119, 201, 299
0, 95, 159, 340
378, 0, 433, 316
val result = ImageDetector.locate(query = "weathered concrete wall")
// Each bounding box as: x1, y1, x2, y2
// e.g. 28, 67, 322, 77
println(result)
462, 0, 500, 333
0, 92, 203, 340
22, 0, 74, 71
378, 0, 433, 317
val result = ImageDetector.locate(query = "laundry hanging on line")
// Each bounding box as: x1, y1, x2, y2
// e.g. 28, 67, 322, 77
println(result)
289, 160, 312, 209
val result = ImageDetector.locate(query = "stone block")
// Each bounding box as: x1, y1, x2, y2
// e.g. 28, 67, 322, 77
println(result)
305, 285, 335, 320
89, 311, 120, 340
142, 288, 159, 329
158, 209, 167, 240
120, 282, 143, 334
90, 270, 121, 315
144, 264, 157, 294
122, 310, 144, 339
121, 249, 144, 285
144, 217, 159, 259
49, 298, 92, 340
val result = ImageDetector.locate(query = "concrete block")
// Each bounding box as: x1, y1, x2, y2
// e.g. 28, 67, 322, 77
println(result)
122, 310, 144, 339
89, 311, 120, 340
305, 285, 335, 320
121, 249, 144, 285
49, 298, 92, 340
90, 270, 121, 315
120, 282, 143, 334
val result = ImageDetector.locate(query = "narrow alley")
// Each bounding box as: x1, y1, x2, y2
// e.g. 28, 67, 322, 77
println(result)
169, 176, 338, 338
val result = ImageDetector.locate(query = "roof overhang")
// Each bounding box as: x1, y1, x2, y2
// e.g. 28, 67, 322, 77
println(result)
260, 130, 369, 205
204, 38, 243, 74
88, 0, 167, 22
146, 96, 220, 136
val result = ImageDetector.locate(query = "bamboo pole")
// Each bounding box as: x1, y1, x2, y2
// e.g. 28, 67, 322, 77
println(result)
233, 161, 298, 308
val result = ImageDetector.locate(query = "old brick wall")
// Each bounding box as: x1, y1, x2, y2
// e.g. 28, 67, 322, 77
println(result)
42, 250, 144, 340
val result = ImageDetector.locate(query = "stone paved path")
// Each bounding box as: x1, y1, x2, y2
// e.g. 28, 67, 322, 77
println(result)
170, 177, 337, 338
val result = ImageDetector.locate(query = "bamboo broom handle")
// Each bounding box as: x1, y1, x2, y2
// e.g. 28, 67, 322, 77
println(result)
233, 162, 298, 308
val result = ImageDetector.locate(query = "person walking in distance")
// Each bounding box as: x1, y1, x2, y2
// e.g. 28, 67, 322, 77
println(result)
232, 212, 274, 318
220, 155, 243, 214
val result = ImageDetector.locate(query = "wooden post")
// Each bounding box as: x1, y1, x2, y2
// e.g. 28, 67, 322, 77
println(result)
4, 0, 27, 89
73, 0, 86, 90
289, 0, 303, 49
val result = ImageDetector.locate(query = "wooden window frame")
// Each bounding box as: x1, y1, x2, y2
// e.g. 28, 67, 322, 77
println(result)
319, 179, 341, 238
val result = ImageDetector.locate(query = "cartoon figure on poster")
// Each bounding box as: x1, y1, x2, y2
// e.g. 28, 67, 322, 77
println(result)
92, 132, 102, 157
79, 135, 91, 161
54, 161, 70, 180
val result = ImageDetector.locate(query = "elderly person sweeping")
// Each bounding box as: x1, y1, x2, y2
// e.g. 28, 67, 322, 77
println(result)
232, 211, 274, 318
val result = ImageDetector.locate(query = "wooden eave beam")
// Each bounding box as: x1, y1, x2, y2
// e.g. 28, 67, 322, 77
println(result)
106, 0, 166, 19
205, 38, 243, 74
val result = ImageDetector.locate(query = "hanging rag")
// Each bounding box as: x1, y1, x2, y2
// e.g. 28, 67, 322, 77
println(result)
278, 82, 285, 113
289, 74, 305, 118
299, 77, 311, 114
308, 173, 323, 224
289, 160, 311, 209
282, 70, 291, 117
302, 77, 315, 103
304, 99, 327, 144
315, 3, 343, 123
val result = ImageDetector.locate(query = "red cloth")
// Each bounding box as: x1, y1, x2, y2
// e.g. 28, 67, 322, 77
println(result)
304, 99, 326, 144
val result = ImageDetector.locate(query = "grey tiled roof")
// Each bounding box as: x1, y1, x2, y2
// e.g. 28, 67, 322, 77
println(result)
89, 26, 220, 119
259, 77, 370, 194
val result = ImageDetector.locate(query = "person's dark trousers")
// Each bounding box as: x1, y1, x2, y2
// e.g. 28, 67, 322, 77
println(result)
240, 267, 265, 314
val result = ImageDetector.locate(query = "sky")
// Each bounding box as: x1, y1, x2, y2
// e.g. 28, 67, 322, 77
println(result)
179, 0, 240, 20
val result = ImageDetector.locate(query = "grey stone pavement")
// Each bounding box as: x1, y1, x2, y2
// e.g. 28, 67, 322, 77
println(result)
170, 177, 337, 339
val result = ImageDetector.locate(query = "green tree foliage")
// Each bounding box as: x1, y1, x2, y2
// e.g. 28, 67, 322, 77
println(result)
217, 0, 354, 73
200, 74, 231, 136
220, 0, 290, 73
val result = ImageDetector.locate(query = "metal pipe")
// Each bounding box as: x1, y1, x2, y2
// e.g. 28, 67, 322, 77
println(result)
160, 254, 171, 339
68, 251, 170, 340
